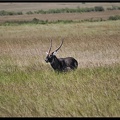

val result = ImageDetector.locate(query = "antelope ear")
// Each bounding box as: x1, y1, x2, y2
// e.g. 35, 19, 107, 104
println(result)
46, 52, 49, 55
53, 51, 57, 55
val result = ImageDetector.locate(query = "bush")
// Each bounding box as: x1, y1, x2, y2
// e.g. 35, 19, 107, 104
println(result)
107, 7, 113, 10
26, 11, 33, 15
0, 10, 8, 16
94, 6, 104, 11
0, 10, 23, 16
32, 18, 39, 23
17, 11, 23, 15
112, 5, 118, 10
108, 15, 120, 20
117, 7, 120, 10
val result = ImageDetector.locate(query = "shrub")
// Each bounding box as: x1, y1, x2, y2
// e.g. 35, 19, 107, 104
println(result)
17, 11, 23, 15
32, 18, 39, 23
118, 7, 120, 10
0, 10, 8, 16
26, 11, 33, 15
108, 15, 120, 20
94, 6, 104, 11
107, 7, 113, 10
0, 10, 23, 16
112, 5, 118, 10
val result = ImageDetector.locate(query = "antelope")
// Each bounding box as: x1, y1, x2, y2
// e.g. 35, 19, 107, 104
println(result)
45, 38, 78, 72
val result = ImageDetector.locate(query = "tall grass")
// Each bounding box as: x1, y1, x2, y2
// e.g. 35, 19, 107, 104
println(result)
0, 20, 120, 117
0, 64, 120, 117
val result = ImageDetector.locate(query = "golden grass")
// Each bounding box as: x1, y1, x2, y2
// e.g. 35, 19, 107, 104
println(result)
0, 20, 120, 68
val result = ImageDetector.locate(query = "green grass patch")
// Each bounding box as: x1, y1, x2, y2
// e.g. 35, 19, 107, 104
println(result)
0, 64, 120, 117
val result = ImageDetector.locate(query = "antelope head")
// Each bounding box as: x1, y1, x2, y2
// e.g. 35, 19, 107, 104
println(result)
45, 38, 64, 63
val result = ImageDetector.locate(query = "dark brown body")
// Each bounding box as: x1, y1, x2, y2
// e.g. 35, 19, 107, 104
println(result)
45, 55, 78, 72
45, 38, 78, 72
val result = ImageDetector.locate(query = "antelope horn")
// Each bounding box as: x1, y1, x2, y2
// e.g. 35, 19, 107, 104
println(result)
53, 38, 64, 53
48, 39, 52, 54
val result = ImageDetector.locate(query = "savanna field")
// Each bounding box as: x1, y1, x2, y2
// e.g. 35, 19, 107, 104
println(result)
0, 3, 120, 117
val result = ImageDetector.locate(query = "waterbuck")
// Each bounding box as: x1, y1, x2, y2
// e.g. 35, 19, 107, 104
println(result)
45, 38, 78, 72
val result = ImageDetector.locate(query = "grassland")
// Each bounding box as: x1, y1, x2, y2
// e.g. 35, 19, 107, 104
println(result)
0, 1, 120, 118
0, 19, 120, 117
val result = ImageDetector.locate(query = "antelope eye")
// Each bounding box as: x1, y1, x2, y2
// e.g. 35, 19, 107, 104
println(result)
50, 54, 53, 57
